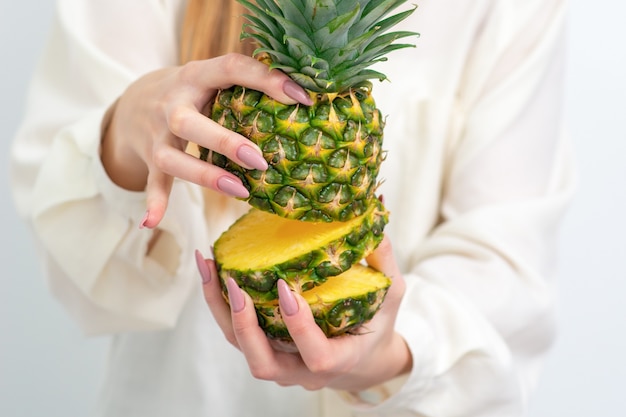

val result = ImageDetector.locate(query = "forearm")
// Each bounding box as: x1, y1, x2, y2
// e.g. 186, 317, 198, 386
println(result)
339, 332, 413, 393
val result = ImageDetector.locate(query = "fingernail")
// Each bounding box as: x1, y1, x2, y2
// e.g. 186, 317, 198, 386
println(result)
195, 249, 211, 284
139, 210, 150, 229
237, 144, 268, 171
278, 279, 299, 316
217, 176, 249, 198
226, 278, 245, 313
283, 79, 313, 106
378, 194, 385, 205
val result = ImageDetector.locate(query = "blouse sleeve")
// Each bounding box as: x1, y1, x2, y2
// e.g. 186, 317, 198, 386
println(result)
345, 0, 576, 415
9, 0, 202, 335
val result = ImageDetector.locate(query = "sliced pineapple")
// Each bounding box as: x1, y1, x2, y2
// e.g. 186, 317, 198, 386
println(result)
255, 263, 391, 340
214, 197, 388, 302
202, 0, 417, 339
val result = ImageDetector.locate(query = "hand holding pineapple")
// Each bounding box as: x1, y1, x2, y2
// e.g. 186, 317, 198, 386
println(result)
195, 0, 417, 344
100, 53, 313, 228
198, 236, 412, 392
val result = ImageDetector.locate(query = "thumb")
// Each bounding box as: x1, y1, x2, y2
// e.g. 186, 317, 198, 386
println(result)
366, 235, 405, 304
141, 169, 173, 229
366, 235, 401, 279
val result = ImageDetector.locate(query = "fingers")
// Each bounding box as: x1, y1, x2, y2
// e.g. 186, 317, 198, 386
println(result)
166, 105, 268, 171
141, 128, 251, 229
275, 280, 330, 360
276, 280, 356, 378
141, 168, 173, 229
198, 237, 408, 392
199, 270, 387, 391
142, 139, 251, 228
185, 53, 313, 106
196, 251, 242, 348
196, 255, 300, 367
221, 279, 312, 385
139, 53, 311, 227
225, 278, 282, 361
224, 278, 339, 390
152, 144, 250, 198
366, 235, 399, 277
366, 235, 406, 312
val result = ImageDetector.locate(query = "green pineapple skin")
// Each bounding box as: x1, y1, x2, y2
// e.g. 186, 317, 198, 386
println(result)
214, 198, 388, 303
201, 85, 385, 222
256, 272, 391, 341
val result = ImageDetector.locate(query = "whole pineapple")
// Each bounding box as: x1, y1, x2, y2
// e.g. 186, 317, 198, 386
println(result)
201, 0, 417, 222
203, 0, 418, 340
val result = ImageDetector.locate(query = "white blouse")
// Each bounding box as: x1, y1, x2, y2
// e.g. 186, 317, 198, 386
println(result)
10, 0, 575, 416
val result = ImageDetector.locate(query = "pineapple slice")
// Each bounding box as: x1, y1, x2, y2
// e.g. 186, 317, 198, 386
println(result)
214, 198, 388, 302
255, 264, 391, 340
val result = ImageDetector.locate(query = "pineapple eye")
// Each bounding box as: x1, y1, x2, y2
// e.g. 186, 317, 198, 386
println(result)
354, 89, 366, 101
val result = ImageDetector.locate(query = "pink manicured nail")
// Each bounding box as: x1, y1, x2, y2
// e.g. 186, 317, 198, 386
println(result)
217, 176, 249, 198
237, 144, 268, 171
139, 210, 150, 229
278, 279, 299, 317
195, 250, 211, 284
226, 278, 245, 313
283, 79, 313, 106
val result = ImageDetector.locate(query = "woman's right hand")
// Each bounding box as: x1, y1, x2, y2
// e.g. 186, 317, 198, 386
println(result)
101, 53, 312, 229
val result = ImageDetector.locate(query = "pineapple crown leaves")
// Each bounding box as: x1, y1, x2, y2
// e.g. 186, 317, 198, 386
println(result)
237, 0, 419, 93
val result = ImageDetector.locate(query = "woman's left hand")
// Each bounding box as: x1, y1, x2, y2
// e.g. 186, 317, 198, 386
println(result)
196, 235, 412, 392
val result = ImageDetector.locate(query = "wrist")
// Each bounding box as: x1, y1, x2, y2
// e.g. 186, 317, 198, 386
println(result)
390, 331, 413, 378
100, 98, 148, 191
337, 333, 413, 405
369, 332, 412, 389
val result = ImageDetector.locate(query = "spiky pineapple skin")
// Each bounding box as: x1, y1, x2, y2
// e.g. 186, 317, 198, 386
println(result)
214, 197, 388, 303
200, 83, 384, 222
255, 265, 391, 341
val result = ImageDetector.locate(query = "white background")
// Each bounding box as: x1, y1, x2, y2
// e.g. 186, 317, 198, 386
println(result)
0, 1, 624, 416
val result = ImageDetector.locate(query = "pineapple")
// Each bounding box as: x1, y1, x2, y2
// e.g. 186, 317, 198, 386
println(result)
201, 0, 417, 340
214, 197, 388, 303
201, 0, 417, 222
256, 264, 391, 340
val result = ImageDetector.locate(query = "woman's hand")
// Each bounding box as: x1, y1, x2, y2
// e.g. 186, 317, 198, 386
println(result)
196, 236, 413, 392
101, 53, 312, 228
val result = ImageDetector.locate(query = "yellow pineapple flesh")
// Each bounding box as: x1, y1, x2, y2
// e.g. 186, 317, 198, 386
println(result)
214, 198, 388, 303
